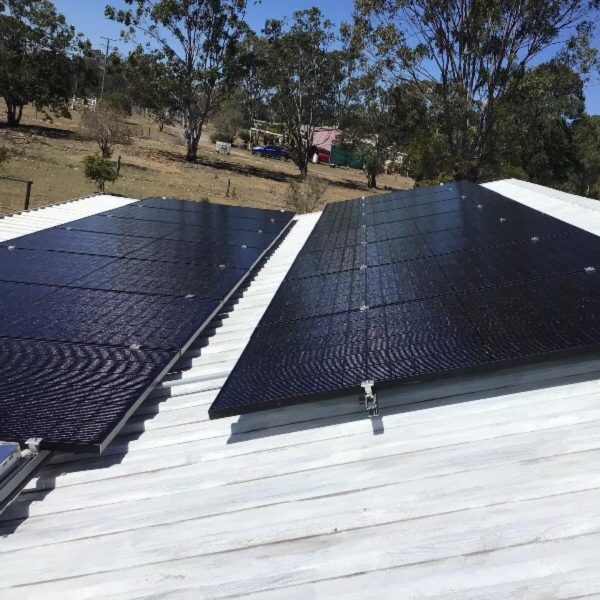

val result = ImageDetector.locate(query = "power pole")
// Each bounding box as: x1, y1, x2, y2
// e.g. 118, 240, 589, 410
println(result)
100, 36, 117, 100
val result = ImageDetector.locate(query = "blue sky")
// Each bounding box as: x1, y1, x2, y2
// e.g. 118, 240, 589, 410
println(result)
54, 0, 600, 114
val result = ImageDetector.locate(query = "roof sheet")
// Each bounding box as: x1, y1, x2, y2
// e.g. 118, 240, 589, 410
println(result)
2, 181, 600, 599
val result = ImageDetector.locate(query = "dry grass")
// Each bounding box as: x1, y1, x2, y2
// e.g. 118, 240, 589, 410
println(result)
0, 104, 413, 215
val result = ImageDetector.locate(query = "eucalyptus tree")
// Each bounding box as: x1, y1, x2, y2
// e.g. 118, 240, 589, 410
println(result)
350, 0, 600, 180
106, 0, 249, 162
0, 0, 82, 126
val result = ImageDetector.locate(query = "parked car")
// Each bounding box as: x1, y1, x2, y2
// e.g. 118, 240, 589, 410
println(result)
310, 146, 331, 164
251, 145, 289, 160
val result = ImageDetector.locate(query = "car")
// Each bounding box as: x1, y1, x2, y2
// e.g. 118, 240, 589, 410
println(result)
251, 145, 289, 160
311, 147, 331, 164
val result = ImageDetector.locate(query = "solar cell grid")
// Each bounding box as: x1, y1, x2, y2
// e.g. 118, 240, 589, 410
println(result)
0, 196, 295, 450
209, 181, 600, 419
106, 205, 288, 234
1, 228, 152, 258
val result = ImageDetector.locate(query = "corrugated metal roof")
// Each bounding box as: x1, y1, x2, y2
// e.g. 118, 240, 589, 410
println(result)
2, 181, 600, 599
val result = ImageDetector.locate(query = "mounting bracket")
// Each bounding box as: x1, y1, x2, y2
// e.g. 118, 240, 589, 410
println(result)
25, 438, 42, 455
360, 380, 379, 417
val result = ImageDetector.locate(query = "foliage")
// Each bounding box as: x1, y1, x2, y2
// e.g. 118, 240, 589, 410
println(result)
81, 102, 131, 158
0, 0, 84, 126
286, 175, 328, 213
238, 128, 250, 144
570, 115, 600, 197
350, 0, 600, 180
210, 131, 234, 144
340, 80, 422, 188
252, 8, 346, 177
212, 94, 246, 142
83, 154, 118, 192
491, 62, 585, 185
123, 46, 174, 130
106, 0, 249, 162
104, 91, 132, 116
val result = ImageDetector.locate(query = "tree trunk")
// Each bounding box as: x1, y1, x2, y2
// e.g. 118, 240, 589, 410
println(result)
367, 171, 377, 189
6, 103, 24, 127
184, 115, 203, 163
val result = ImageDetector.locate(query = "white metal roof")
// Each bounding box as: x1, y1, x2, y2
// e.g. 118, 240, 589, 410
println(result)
2, 181, 600, 599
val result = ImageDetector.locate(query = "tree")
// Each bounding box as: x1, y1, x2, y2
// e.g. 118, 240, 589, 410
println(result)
491, 61, 585, 185
123, 47, 174, 131
341, 80, 424, 188
0, 0, 81, 126
106, 0, 249, 162
351, 0, 600, 180
83, 154, 118, 192
81, 102, 131, 158
254, 8, 346, 178
570, 115, 600, 197
104, 91, 132, 116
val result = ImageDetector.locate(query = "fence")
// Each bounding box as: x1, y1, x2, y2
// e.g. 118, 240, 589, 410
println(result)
0, 176, 33, 216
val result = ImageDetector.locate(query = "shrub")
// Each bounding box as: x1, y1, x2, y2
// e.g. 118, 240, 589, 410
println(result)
83, 154, 118, 192
104, 91, 133, 116
238, 128, 250, 144
210, 131, 234, 144
81, 103, 131, 158
285, 175, 328, 214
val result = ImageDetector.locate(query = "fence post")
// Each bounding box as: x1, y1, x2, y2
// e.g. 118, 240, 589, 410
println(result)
24, 181, 33, 211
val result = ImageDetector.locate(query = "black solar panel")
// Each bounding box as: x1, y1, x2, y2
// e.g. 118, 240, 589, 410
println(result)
0, 198, 294, 451
209, 181, 600, 418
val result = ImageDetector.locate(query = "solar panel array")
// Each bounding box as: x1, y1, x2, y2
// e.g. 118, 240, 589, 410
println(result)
210, 181, 600, 418
0, 198, 294, 451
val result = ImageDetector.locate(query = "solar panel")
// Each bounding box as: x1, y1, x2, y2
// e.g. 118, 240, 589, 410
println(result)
0, 198, 295, 451
209, 181, 600, 418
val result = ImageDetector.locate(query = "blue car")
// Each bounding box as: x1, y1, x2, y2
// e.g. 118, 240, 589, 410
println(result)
251, 145, 289, 160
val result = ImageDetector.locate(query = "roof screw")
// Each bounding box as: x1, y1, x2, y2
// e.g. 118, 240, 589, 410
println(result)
476, 204, 483, 209
499, 217, 507, 223
219, 264, 226, 269
130, 343, 141, 350
360, 265, 367, 271
461, 195, 467, 199
258, 229, 263, 233
241, 244, 247, 249
7, 245, 15, 251
531, 236, 540, 243
185, 294, 195, 299
361, 196, 366, 200
162, 196, 167, 200
360, 304, 369, 312
271, 218, 275, 223
585, 266, 596, 273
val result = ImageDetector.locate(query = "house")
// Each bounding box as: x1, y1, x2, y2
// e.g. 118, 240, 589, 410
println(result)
1, 179, 600, 598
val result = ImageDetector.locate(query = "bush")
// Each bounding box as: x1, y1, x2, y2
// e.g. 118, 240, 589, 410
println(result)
104, 91, 133, 116
286, 175, 328, 214
210, 131, 234, 144
238, 129, 250, 144
83, 154, 118, 192
81, 103, 131, 158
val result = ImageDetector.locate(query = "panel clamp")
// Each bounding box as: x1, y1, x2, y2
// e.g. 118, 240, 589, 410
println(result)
360, 380, 379, 418
25, 438, 42, 455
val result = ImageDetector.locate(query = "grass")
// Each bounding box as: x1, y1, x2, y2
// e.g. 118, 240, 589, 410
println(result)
0, 105, 413, 215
